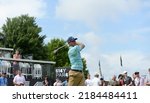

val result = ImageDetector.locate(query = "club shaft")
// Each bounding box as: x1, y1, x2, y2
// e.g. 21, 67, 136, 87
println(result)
54, 44, 67, 53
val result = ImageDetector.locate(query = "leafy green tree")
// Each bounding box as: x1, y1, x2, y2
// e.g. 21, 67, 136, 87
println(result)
0, 15, 46, 60
47, 38, 69, 67
0, 32, 4, 47
0, 24, 8, 47
82, 58, 89, 78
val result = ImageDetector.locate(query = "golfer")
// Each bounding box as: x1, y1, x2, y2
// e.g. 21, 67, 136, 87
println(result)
67, 36, 85, 86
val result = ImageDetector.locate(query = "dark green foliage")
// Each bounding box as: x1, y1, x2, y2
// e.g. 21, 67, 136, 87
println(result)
47, 38, 69, 67
0, 15, 46, 60
82, 58, 89, 78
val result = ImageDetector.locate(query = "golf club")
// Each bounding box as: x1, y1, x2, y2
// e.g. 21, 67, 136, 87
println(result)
53, 44, 67, 54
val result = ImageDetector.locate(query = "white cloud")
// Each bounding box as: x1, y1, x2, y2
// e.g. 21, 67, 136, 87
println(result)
107, 32, 145, 44
0, 0, 47, 27
77, 32, 102, 47
56, 0, 142, 27
86, 50, 150, 80
102, 26, 150, 45
78, 32, 150, 80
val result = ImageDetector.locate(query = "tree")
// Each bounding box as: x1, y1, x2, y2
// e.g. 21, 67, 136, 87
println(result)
0, 32, 5, 47
0, 15, 46, 60
82, 58, 89, 78
47, 38, 69, 67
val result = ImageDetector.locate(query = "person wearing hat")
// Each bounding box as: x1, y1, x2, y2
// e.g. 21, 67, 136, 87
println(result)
67, 36, 85, 86
123, 71, 132, 86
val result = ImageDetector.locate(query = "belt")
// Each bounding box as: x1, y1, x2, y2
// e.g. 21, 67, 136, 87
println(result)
71, 69, 82, 73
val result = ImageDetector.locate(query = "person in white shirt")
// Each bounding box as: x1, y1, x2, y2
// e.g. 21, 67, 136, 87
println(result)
85, 74, 92, 86
13, 70, 26, 86
91, 73, 100, 86
134, 72, 145, 86
53, 78, 62, 86
145, 68, 150, 86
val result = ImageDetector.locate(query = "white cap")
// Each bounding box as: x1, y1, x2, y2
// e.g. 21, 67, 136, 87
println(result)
123, 71, 127, 74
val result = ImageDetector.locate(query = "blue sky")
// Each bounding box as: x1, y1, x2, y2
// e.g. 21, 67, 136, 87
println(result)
0, 0, 150, 79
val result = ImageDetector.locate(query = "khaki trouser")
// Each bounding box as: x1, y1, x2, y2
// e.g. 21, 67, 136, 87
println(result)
68, 70, 85, 86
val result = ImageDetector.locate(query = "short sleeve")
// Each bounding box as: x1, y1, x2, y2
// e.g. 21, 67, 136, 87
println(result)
75, 45, 81, 51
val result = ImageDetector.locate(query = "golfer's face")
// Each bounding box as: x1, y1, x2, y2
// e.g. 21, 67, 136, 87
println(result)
68, 41, 75, 46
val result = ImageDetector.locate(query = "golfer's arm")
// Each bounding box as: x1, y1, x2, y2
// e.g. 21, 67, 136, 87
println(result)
76, 42, 85, 50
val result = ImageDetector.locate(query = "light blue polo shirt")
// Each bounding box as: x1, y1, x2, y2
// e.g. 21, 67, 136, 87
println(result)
68, 45, 83, 71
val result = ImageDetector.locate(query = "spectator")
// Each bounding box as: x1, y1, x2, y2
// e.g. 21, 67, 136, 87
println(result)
0, 73, 2, 86
43, 76, 49, 86
145, 68, 150, 86
109, 75, 119, 86
91, 73, 100, 86
100, 77, 107, 86
3, 73, 8, 86
62, 77, 68, 86
53, 78, 62, 86
13, 70, 26, 86
123, 71, 132, 86
0, 52, 3, 68
13, 50, 21, 75
131, 73, 136, 86
134, 72, 145, 86
118, 74, 125, 86
0, 73, 8, 86
85, 74, 92, 86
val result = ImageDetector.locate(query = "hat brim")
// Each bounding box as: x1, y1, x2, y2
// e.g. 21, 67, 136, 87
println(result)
67, 38, 77, 43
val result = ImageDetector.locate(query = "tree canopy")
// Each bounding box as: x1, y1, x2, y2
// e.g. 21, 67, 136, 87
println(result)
47, 38, 70, 67
0, 15, 46, 60
82, 58, 89, 78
